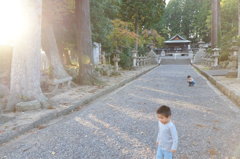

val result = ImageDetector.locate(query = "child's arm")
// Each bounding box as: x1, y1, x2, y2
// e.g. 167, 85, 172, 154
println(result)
170, 124, 178, 152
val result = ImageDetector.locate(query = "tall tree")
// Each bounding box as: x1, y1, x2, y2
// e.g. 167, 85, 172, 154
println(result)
120, 0, 165, 50
90, 0, 119, 46
211, 0, 220, 48
42, 0, 72, 80
194, 0, 211, 42
42, 24, 71, 79
6, 0, 48, 111
75, 0, 94, 84
239, 0, 240, 36
160, 0, 210, 42
220, 0, 238, 46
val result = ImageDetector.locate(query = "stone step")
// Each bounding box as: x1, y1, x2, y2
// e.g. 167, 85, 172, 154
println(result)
160, 58, 191, 65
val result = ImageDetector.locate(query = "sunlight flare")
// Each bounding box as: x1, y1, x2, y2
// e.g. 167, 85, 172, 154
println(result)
0, 0, 28, 45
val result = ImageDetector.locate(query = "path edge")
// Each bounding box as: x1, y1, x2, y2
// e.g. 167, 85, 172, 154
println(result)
0, 65, 159, 145
192, 64, 240, 107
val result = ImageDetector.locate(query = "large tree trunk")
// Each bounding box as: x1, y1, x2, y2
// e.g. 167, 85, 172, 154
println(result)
238, 0, 240, 79
134, 17, 139, 51
6, 0, 48, 111
211, 0, 220, 48
42, 23, 72, 80
239, 0, 240, 36
75, 0, 94, 84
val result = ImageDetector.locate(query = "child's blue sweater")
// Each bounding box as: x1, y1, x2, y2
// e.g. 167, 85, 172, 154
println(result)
156, 121, 178, 151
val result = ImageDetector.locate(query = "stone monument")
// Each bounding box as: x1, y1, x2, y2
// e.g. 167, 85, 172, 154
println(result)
188, 49, 194, 63
132, 49, 138, 68
146, 45, 158, 65
161, 50, 166, 57
193, 40, 207, 64
101, 51, 106, 65
238, 48, 240, 79
113, 50, 120, 72
226, 41, 238, 78
212, 48, 220, 67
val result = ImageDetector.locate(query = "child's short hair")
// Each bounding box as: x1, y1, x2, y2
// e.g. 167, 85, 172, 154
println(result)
156, 105, 171, 117
187, 75, 191, 78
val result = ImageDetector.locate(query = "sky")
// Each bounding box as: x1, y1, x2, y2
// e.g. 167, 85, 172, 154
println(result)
166, 0, 170, 4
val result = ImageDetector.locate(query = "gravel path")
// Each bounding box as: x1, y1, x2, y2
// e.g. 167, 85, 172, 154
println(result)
0, 65, 240, 159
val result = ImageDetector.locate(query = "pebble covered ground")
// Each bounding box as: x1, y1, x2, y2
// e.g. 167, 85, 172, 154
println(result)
0, 65, 240, 159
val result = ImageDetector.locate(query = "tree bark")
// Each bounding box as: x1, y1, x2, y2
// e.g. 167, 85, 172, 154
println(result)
63, 49, 73, 65
42, 23, 72, 79
239, 0, 240, 36
238, 0, 240, 79
6, 0, 48, 111
211, 0, 220, 48
134, 17, 139, 51
75, 0, 94, 84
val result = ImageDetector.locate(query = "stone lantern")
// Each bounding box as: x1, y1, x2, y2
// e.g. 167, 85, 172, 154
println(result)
188, 49, 194, 62
226, 39, 239, 78
212, 48, 220, 67
101, 51, 106, 65
161, 49, 166, 57
149, 43, 155, 52
132, 49, 138, 67
198, 39, 205, 49
105, 52, 111, 64
113, 50, 121, 72
236, 40, 240, 79
193, 40, 207, 64
231, 39, 238, 56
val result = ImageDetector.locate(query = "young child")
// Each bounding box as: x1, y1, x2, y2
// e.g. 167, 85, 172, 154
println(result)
156, 105, 178, 159
187, 75, 195, 87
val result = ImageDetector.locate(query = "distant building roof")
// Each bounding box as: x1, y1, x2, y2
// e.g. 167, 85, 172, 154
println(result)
164, 34, 191, 44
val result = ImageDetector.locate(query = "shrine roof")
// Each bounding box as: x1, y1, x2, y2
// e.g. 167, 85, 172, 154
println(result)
164, 34, 191, 44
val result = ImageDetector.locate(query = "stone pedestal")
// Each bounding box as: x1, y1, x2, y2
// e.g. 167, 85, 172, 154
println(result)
101, 51, 106, 65
188, 50, 193, 57
226, 45, 238, 78
113, 50, 120, 72
188, 50, 193, 64
132, 50, 138, 67
113, 55, 120, 72
147, 48, 158, 65
16, 100, 41, 112
198, 39, 205, 48
238, 49, 240, 79
161, 50, 166, 57
212, 48, 220, 67
193, 40, 207, 64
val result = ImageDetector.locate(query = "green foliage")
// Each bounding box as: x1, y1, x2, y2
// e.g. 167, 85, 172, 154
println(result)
141, 29, 165, 48
217, 0, 239, 61
107, 19, 138, 51
119, 0, 165, 31
220, 0, 238, 46
160, 0, 184, 36
219, 51, 229, 62
119, 51, 133, 69
42, 0, 77, 56
90, 0, 120, 46
111, 71, 121, 76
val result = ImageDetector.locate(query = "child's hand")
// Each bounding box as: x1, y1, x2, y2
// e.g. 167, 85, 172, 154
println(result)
170, 150, 176, 153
